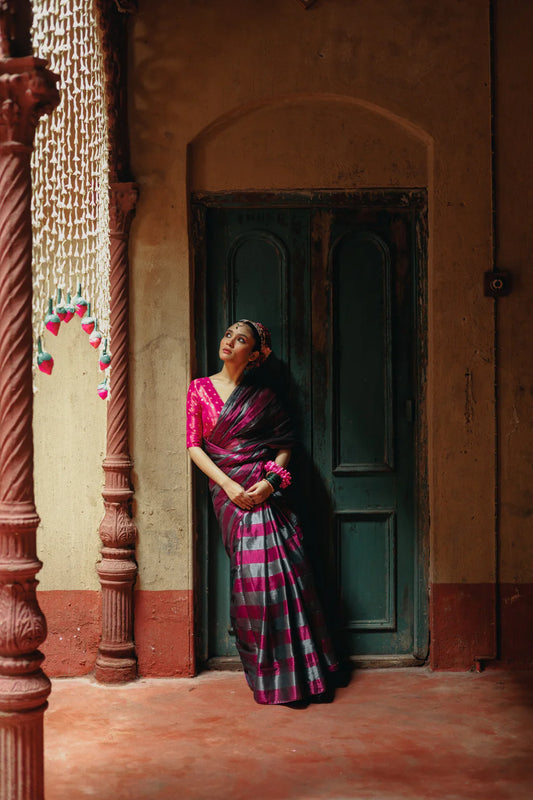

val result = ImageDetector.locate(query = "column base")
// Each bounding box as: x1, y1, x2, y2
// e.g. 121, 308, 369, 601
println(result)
94, 655, 137, 684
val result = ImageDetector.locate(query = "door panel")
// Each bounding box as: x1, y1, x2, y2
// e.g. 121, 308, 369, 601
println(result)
312, 208, 416, 655
227, 232, 288, 359
333, 231, 393, 472
337, 510, 396, 630
193, 196, 423, 662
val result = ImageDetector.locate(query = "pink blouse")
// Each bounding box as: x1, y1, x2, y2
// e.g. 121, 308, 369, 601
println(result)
186, 377, 225, 447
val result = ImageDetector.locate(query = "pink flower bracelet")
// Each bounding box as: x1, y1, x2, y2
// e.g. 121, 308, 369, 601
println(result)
264, 460, 292, 492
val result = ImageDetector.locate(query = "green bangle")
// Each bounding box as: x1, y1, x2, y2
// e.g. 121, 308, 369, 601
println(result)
265, 472, 282, 492
264, 478, 275, 493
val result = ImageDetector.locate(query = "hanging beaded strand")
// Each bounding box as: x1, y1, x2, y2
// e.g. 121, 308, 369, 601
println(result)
31, 0, 110, 387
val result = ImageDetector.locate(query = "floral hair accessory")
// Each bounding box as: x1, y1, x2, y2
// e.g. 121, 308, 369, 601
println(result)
238, 319, 272, 366
264, 460, 291, 489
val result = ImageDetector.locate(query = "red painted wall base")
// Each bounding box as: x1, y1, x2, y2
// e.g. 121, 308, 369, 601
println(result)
38, 589, 195, 678
39, 590, 102, 677
430, 582, 533, 670
430, 583, 497, 670
39, 584, 533, 676
134, 590, 195, 677
500, 583, 533, 666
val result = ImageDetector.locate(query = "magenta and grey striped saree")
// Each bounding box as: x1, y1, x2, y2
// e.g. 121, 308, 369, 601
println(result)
204, 380, 338, 704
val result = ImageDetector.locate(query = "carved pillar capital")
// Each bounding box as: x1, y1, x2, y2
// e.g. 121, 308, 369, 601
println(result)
0, 57, 59, 149
109, 181, 139, 239
0, 580, 46, 656
99, 500, 136, 549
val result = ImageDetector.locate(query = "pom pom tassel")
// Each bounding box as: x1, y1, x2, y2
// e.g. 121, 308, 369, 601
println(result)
81, 302, 96, 334
89, 318, 103, 348
97, 378, 109, 399
45, 297, 61, 336
73, 281, 88, 318
37, 336, 54, 375
63, 292, 76, 323
55, 288, 67, 321
99, 338, 111, 370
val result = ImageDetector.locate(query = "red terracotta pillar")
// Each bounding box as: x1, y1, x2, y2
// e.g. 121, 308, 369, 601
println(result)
95, 182, 139, 683
0, 49, 59, 800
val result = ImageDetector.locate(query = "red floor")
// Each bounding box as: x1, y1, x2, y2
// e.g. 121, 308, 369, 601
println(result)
45, 668, 533, 800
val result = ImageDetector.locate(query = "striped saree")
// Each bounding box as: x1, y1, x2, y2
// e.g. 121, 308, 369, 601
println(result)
204, 380, 338, 704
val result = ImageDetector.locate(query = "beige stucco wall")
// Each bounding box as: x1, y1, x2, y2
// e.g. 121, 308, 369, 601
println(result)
34, 321, 106, 590
496, 0, 533, 584
32, 0, 505, 598
30, 0, 533, 668
28, 0, 533, 668
127, 0, 494, 599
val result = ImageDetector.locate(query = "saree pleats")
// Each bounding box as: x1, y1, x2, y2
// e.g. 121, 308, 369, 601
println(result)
205, 381, 337, 704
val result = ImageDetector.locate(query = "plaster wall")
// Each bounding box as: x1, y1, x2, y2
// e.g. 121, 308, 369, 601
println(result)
494, 0, 533, 664
128, 0, 494, 673
33, 323, 106, 675
34, 321, 106, 592
33, 0, 510, 675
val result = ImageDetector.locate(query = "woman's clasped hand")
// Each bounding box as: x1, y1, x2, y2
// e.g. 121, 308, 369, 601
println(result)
220, 476, 273, 509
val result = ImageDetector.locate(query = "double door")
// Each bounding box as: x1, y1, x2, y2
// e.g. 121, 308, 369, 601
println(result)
192, 192, 427, 663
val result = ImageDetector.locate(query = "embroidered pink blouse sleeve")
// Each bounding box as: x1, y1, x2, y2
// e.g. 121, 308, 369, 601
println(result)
186, 381, 203, 447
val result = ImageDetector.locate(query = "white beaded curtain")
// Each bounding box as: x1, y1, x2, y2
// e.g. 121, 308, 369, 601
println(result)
31, 0, 110, 361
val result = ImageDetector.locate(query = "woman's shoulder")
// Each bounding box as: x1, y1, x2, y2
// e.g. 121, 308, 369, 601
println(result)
188, 376, 210, 391
187, 377, 206, 402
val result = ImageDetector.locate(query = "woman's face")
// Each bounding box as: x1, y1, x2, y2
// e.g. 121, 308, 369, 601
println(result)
219, 322, 259, 369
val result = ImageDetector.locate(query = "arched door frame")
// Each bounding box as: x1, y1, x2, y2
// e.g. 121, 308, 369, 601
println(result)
190, 187, 429, 668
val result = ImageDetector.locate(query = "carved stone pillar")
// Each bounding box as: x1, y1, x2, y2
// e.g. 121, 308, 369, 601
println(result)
95, 182, 139, 683
0, 54, 59, 800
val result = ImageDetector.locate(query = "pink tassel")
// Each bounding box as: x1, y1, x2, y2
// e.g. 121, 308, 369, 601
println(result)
63, 292, 76, 323
99, 338, 111, 371
97, 379, 109, 399
73, 281, 88, 318
37, 337, 54, 375
44, 298, 60, 336
81, 303, 95, 334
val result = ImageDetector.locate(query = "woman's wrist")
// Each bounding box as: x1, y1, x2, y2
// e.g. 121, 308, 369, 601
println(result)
264, 460, 291, 489
263, 477, 276, 495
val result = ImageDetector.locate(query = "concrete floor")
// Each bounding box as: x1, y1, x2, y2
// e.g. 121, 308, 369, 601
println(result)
45, 668, 533, 800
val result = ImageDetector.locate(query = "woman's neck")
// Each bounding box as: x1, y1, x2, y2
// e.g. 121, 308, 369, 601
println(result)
215, 363, 245, 386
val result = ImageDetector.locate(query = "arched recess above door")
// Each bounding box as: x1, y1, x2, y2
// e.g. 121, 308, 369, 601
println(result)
188, 93, 433, 192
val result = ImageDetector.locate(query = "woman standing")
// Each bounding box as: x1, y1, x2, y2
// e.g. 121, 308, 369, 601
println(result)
187, 319, 338, 705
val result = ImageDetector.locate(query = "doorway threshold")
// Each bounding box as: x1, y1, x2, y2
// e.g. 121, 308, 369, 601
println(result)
203, 654, 427, 672
350, 655, 426, 668
204, 656, 243, 671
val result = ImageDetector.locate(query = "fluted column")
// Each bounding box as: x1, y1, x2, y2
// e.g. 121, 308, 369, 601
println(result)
95, 182, 139, 683
0, 51, 59, 800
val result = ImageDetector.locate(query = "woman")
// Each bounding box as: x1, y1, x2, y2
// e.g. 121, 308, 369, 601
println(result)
187, 319, 338, 705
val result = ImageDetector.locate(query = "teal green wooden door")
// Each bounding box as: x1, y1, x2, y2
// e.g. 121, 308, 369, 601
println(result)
192, 195, 426, 663
311, 208, 417, 657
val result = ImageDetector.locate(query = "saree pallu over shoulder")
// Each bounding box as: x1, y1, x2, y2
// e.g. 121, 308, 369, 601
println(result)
205, 382, 338, 704
209, 381, 295, 451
